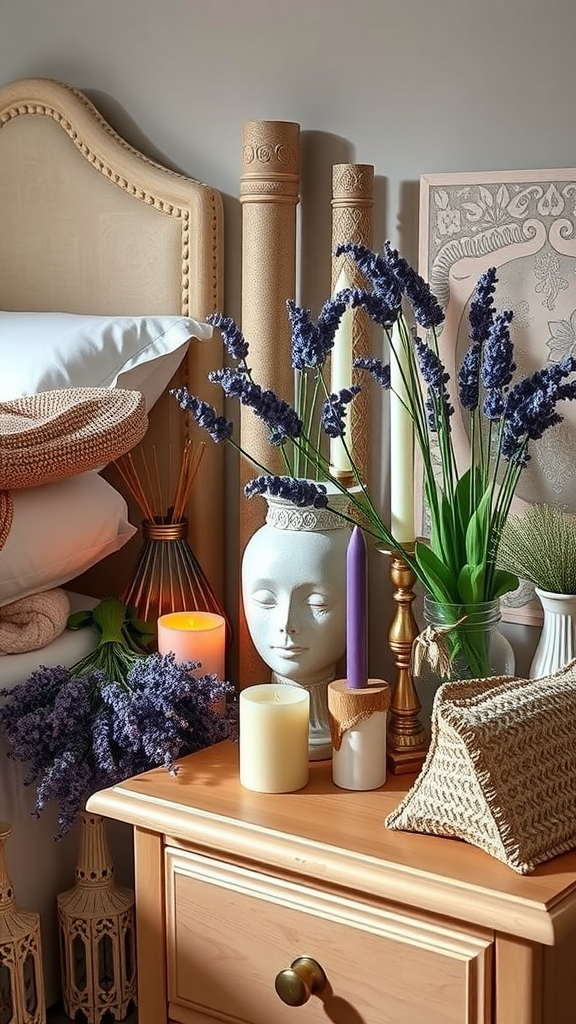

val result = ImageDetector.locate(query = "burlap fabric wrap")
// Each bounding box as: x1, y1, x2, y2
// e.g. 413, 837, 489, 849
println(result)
327, 679, 391, 751
385, 661, 576, 874
0, 387, 148, 553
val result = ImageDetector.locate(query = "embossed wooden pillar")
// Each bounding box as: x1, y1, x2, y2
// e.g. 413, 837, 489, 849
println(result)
331, 164, 374, 484
239, 121, 300, 686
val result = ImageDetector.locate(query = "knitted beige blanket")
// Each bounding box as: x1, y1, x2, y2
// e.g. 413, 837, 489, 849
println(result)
0, 387, 148, 554
0, 588, 71, 655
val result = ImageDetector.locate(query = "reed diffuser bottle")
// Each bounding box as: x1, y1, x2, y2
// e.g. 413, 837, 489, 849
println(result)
117, 441, 231, 644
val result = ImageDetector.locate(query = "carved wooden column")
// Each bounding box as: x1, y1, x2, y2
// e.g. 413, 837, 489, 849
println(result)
239, 121, 300, 686
331, 164, 374, 484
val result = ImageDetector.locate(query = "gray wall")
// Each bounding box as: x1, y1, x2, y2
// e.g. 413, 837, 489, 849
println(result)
2, 0, 573, 678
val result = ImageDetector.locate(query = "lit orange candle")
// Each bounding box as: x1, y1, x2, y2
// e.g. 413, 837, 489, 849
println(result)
157, 611, 226, 677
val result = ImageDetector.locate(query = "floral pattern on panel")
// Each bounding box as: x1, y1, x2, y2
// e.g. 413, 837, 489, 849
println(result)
547, 308, 576, 362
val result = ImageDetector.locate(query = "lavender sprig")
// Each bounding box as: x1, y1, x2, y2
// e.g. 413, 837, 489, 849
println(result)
481, 310, 515, 391
205, 312, 249, 362
458, 341, 482, 412
209, 370, 302, 444
288, 294, 351, 370
384, 242, 445, 329
321, 387, 360, 438
336, 242, 402, 313
415, 338, 454, 429
468, 267, 498, 344
171, 387, 233, 443
244, 475, 328, 508
501, 357, 576, 465
354, 357, 391, 389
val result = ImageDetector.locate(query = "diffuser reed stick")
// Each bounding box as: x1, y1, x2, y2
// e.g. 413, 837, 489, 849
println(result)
115, 440, 206, 524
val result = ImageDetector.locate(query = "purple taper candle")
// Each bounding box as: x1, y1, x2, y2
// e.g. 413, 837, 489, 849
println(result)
346, 525, 368, 688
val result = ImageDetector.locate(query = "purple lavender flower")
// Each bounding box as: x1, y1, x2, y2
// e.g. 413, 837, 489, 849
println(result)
103, 653, 235, 776
0, 656, 237, 839
338, 241, 444, 329
384, 242, 445, 329
244, 475, 328, 508
481, 310, 515, 390
208, 367, 247, 397
415, 339, 451, 397
321, 387, 360, 438
336, 242, 402, 314
416, 338, 454, 429
206, 312, 249, 362
458, 341, 482, 412
354, 356, 391, 389
288, 294, 351, 370
501, 357, 576, 464
348, 288, 398, 328
479, 309, 515, 423
468, 267, 498, 344
209, 371, 302, 443
483, 389, 505, 421
171, 387, 233, 443
287, 301, 321, 369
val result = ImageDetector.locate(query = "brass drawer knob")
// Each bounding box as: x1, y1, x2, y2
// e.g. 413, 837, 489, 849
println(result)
275, 956, 327, 1006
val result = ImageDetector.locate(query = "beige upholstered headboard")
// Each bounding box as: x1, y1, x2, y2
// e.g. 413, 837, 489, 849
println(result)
0, 77, 225, 600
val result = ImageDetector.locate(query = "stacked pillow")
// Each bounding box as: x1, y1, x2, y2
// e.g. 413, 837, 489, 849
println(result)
0, 311, 212, 608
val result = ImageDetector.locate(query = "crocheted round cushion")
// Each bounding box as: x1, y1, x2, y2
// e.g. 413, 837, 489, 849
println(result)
0, 387, 147, 490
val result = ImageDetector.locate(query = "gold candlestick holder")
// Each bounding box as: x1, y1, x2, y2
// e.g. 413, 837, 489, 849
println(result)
384, 548, 428, 775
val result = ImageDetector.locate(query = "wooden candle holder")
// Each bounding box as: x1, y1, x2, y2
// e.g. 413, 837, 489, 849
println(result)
385, 549, 428, 775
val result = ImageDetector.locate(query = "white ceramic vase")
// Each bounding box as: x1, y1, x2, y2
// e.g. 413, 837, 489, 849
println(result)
529, 589, 576, 679
241, 482, 350, 760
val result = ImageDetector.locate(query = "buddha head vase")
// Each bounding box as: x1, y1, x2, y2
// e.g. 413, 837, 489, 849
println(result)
241, 488, 350, 760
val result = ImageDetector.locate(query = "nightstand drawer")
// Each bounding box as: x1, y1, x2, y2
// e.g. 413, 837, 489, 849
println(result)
165, 847, 493, 1024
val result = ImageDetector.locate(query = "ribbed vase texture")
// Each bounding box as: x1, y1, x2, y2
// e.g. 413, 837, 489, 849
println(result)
122, 518, 230, 644
529, 589, 576, 679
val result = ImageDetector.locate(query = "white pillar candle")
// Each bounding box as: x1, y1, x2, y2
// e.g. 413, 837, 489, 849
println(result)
157, 611, 226, 677
389, 322, 415, 544
327, 678, 390, 791
239, 684, 310, 793
332, 710, 388, 791
330, 266, 354, 475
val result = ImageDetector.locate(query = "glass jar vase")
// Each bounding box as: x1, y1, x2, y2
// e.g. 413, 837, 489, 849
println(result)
412, 597, 516, 737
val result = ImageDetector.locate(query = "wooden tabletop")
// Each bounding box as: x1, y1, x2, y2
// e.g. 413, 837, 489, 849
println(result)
87, 740, 576, 945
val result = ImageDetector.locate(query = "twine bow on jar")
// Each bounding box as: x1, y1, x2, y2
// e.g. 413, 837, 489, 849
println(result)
411, 616, 467, 680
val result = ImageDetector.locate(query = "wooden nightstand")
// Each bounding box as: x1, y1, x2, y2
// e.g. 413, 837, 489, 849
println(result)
87, 741, 576, 1024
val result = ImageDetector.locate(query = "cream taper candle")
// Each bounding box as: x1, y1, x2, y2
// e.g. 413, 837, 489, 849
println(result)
239, 684, 310, 793
389, 322, 415, 544
157, 611, 225, 677
330, 266, 354, 474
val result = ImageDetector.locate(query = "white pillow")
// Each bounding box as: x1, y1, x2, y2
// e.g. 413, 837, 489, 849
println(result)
0, 311, 213, 409
0, 472, 136, 607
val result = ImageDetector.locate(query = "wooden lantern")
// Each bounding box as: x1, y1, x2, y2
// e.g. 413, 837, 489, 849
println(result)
57, 812, 136, 1024
0, 822, 46, 1024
